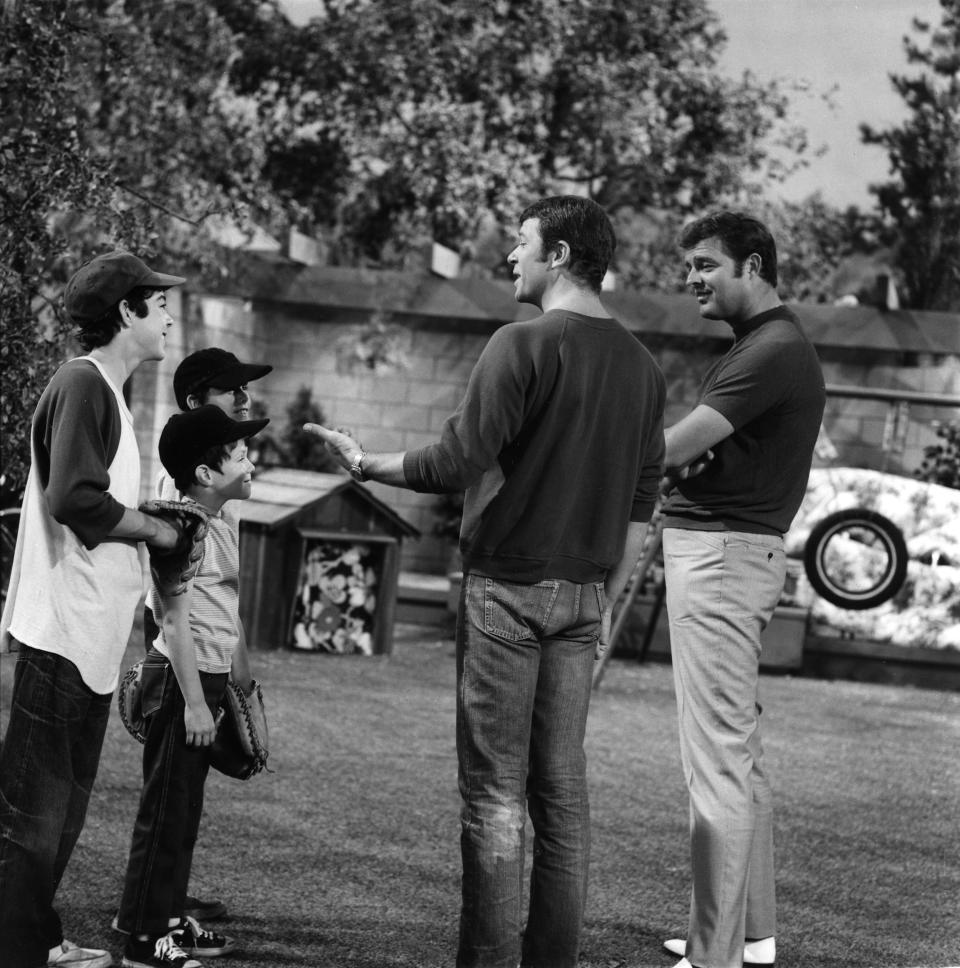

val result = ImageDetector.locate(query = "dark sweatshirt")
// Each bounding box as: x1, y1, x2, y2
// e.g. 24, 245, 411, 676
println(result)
403, 309, 666, 584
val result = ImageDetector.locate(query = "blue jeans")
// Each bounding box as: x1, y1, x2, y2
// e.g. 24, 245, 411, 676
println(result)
0, 644, 113, 968
456, 573, 603, 968
662, 528, 785, 968
116, 650, 227, 936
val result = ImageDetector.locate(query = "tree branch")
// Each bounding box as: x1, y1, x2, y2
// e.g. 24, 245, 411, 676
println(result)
117, 183, 224, 226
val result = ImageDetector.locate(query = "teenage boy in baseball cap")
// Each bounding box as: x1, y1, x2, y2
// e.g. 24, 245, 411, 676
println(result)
116, 406, 268, 968
0, 250, 185, 968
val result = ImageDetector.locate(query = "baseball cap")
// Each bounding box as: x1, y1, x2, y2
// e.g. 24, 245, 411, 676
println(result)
64, 250, 186, 325
174, 348, 273, 410
159, 404, 269, 484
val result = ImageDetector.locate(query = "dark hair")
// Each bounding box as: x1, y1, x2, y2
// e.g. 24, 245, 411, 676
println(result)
518, 195, 616, 293
172, 440, 234, 495
677, 212, 778, 287
75, 286, 160, 350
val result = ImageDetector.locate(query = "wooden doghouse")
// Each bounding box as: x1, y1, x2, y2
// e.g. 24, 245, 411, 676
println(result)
235, 467, 419, 655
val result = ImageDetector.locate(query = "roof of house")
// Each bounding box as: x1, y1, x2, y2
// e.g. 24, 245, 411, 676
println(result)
201, 253, 960, 356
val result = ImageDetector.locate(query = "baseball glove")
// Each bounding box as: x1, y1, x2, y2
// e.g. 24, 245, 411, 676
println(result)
209, 678, 271, 780
139, 499, 211, 597
117, 659, 147, 743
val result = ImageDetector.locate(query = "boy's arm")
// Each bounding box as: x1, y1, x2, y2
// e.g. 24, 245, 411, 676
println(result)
161, 583, 217, 747
230, 622, 254, 695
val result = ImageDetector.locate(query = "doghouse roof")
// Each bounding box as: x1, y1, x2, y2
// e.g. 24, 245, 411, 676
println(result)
235, 466, 420, 537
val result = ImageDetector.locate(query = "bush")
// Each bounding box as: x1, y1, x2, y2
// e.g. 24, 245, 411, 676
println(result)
915, 420, 960, 490
249, 387, 340, 474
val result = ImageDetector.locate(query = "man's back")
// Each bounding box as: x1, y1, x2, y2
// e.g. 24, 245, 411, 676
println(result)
462, 310, 664, 582
407, 309, 666, 583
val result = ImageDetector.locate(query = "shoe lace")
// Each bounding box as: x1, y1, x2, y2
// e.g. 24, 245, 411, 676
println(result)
182, 915, 215, 941
155, 934, 190, 962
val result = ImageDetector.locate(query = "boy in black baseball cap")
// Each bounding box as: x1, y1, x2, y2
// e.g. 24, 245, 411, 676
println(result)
158, 405, 269, 494
144, 349, 272, 924
116, 406, 268, 968
173, 348, 272, 421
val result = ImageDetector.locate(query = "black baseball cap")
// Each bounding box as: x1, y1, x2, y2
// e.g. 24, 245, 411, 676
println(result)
159, 405, 269, 484
174, 348, 273, 410
64, 251, 185, 325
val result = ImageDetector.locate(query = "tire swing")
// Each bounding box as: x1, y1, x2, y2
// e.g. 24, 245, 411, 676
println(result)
803, 508, 908, 610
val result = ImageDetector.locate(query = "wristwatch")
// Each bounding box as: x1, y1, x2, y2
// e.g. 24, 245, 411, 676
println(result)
348, 449, 367, 482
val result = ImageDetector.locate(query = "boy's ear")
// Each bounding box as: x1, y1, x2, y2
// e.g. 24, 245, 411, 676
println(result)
117, 298, 134, 328
194, 464, 214, 487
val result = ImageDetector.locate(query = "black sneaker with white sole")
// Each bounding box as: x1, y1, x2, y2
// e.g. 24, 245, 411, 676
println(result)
169, 916, 235, 958
122, 934, 202, 968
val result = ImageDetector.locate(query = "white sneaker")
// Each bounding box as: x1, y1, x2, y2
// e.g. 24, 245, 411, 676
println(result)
47, 940, 113, 968
663, 937, 776, 966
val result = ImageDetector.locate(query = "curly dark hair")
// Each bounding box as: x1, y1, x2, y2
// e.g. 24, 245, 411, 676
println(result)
75, 285, 161, 350
677, 211, 778, 287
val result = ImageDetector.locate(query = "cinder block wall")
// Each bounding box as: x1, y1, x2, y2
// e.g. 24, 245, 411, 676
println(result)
134, 293, 960, 577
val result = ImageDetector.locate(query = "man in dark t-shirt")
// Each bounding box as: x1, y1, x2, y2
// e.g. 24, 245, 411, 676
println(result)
659, 212, 825, 968
305, 195, 666, 968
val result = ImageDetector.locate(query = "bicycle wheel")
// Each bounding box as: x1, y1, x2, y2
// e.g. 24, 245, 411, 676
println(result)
803, 508, 908, 610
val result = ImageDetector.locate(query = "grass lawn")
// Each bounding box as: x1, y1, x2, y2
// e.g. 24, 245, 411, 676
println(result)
2, 623, 958, 968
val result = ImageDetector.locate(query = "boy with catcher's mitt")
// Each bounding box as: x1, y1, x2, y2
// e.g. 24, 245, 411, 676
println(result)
116, 405, 268, 968
141, 347, 273, 926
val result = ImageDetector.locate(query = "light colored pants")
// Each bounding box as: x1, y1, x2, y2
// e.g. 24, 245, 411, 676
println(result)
662, 527, 786, 968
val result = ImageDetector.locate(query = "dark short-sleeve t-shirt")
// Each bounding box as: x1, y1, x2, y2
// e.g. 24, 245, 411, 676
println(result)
662, 306, 825, 536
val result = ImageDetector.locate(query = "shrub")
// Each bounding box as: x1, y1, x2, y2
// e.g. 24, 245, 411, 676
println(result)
915, 420, 960, 490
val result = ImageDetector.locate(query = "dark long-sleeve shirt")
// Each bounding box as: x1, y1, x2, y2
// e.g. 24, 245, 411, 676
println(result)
31, 358, 127, 548
403, 309, 666, 583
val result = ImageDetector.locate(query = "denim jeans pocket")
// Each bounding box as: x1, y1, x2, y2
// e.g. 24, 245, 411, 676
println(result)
480, 576, 560, 642
139, 658, 171, 719
589, 581, 605, 625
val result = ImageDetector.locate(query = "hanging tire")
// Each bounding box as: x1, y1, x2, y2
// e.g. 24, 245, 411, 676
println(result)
803, 508, 908, 610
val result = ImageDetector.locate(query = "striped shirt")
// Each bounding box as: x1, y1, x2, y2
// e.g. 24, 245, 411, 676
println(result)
148, 502, 240, 674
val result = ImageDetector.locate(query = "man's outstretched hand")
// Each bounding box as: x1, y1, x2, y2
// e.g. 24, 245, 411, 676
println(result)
303, 423, 362, 473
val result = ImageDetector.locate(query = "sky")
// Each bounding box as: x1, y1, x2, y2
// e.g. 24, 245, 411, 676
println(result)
279, 0, 945, 210
710, 0, 943, 208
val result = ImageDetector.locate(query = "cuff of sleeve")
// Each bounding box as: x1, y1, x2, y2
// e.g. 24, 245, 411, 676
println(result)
402, 449, 425, 490
630, 500, 657, 524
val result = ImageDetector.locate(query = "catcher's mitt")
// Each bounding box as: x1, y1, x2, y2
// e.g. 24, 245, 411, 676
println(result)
139, 499, 211, 597
118, 659, 147, 743
209, 679, 271, 780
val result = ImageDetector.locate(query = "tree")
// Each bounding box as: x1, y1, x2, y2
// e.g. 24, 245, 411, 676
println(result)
236, 0, 812, 272
1, 0, 820, 501
247, 388, 340, 474
0, 0, 286, 501
861, 0, 960, 310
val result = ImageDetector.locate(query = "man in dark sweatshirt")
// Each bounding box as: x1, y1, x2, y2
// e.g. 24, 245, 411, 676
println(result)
305, 195, 666, 968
